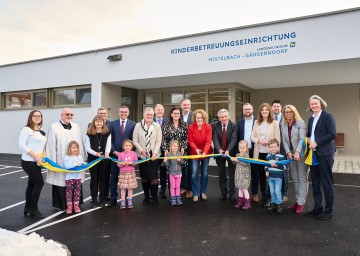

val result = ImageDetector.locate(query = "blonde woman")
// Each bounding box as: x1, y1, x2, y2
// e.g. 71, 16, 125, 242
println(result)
281, 105, 308, 214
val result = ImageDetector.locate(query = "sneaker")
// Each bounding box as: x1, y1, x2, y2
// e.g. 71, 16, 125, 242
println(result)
127, 198, 133, 209
276, 204, 283, 214
120, 200, 126, 209
267, 203, 275, 212
193, 196, 199, 203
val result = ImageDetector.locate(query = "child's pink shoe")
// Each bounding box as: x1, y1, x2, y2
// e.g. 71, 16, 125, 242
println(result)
73, 202, 81, 213
127, 198, 133, 209
120, 200, 126, 209
66, 203, 73, 214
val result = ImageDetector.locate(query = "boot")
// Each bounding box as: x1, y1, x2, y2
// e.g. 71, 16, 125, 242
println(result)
171, 196, 177, 206
150, 184, 159, 206
176, 196, 183, 206
142, 181, 151, 205
73, 202, 81, 213
235, 197, 244, 209
242, 198, 251, 210
66, 202, 73, 214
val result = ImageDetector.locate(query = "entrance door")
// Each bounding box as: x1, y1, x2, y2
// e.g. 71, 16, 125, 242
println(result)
121, 88, 137, 121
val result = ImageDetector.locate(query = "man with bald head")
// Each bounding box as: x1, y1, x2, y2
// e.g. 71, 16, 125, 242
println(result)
46, 108, 86, 211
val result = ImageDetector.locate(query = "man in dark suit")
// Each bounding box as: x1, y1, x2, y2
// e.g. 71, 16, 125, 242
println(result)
154, 104, 169, 199
305, 95, 336, 220
212, 109, 238, 201
108, 105, 136, 206
180, 98, 193, 198
237, 103, 258, 202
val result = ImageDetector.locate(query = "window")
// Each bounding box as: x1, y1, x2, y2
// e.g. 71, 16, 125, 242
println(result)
3, 90, 47, 109
163, 92, 183, 104
209, 88, 229, 102
185, 89, 205, 102
52, 86, 91, 106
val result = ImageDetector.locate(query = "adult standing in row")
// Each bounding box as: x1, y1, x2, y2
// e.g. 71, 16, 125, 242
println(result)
96, 107, 111, 202
212, 109, 238, 201
133, 107, 162, 206
281, 105, 308, 214
161, 106, 188, 194
19, 110, 47, 218
154, 104, 169, 199
46, 108, 86, 211
86, 115, 111, 207
188, 109, 212, 202
180, 98, 193, 199
251, 103, 280, 207
108, 105, 136, 206
305, 95, 336, 220
237, 103, 258, 202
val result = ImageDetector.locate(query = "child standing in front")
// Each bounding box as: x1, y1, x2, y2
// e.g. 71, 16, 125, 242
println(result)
117, 139, 138, 209
63, 141, 86, 214
163, 140, 185, 206
231, 140, 251, 210
265, 139, 287, 214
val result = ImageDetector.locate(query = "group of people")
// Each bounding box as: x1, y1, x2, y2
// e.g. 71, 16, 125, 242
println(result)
18, 95, 336, 220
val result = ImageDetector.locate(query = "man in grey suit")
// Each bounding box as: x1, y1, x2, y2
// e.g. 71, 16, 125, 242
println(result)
212, 109, 238, 201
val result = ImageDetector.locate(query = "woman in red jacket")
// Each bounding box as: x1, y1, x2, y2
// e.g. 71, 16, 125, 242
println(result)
188, 109, 213, 202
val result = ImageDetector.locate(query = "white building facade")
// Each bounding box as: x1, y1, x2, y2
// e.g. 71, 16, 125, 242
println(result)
1, 8, 360, 155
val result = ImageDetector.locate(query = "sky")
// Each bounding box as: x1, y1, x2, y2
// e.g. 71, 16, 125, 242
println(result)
1, 0, 360, 65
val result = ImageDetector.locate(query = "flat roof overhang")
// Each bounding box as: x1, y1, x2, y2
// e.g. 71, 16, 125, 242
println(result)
107, 58, 360, 90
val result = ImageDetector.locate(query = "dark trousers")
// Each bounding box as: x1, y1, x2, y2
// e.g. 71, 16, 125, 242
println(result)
216, 157, 236, 198
21, 160, 44, 211
256, 153, 269, 199
248, 149, 259, 195
89, 159, 109, 202
109, 161, 120, 200
159, 159, 168, 193
310, 153, 334, 213
181, 162, 192, 191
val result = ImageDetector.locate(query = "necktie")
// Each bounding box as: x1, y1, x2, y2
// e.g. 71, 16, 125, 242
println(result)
158, 119, 162, 126
120, 120, 125, 135
275, 115, 278, 121
222, 124, 227, 151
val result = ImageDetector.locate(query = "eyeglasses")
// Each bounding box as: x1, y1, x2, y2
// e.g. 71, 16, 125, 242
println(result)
65, 113, 74, 116
32, 115, 42, 118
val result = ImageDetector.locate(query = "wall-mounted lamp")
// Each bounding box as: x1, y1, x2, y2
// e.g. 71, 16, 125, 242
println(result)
107, 54, 122, 61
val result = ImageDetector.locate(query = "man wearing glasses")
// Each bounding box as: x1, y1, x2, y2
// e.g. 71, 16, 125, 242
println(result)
237, 103, 258, 202
108, 105, 136, 206
46, 108, 86, 211
97, 107, 111, 128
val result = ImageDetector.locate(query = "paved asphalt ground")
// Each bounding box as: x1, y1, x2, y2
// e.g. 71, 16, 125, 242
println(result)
1, 153, 360, 256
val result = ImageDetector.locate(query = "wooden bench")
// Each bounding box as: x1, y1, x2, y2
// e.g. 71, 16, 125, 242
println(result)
334, 133, 344, 155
